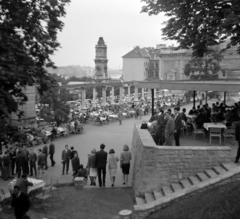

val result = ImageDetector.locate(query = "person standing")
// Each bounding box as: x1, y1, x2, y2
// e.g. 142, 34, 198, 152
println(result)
87, 149, 97, 186
37, 149, 46, 178
2, 151, 10, 180
235, 119, 240, 163
71, 152, 80, 177
164, 111, 175, 146
9, 147, 16, 175
29, 149, 37, 177
108, 149, 119, 187
174, 107, 182, 146
42, 142, 48, 170
49, 140, 55, 167
61, 145, 71, 175
22, 146, 29, 175
120, 145, 132, 185
16, 151, 25, 178
156, 109, 166, 146
95, 144, 108, 187
118, 110, 123, 125
11, 185, 31, 219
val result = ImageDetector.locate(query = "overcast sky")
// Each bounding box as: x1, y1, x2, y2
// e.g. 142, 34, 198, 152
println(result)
51, 0, 175, 69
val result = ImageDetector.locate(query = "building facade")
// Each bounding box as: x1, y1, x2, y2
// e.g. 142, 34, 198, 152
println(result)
94, 37, 108, 81
122, 42, 240, 82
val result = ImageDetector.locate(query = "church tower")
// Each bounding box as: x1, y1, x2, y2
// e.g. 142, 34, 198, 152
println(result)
94, 37, 108, 81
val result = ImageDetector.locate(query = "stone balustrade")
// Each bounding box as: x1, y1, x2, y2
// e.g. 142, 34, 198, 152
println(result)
131, 125, 231, 196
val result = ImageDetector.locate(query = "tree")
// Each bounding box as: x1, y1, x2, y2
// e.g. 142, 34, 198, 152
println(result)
184, 48, 223, 80
39, 84, 70, 125
0, 0, 70, 119
141, 0, 240, 57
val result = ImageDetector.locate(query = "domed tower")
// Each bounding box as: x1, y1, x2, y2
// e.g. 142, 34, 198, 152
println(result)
94, 37, 108, 81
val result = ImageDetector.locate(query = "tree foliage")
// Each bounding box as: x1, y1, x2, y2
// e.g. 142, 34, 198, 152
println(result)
0, 0, 70, 118
141, 0, 240, 57
184, 48, 223, 80
39, 84, 70, 126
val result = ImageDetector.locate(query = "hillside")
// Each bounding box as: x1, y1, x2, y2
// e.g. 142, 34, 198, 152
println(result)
46, 66, 122, 79
147, 180, 240, 219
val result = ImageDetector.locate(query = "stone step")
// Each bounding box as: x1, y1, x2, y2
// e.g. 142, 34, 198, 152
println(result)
180, 179, 192, 189
205, 169, 218, 178
197, 172, 210, 182
171, 183, 183, 193
221, 162, 239, 171
135, 197, 146, 205
153, 190, 165, 199
189, 176, 201, 185
144, 192, 155, 203
162, 186, 174, 196
213, 166, 228, 174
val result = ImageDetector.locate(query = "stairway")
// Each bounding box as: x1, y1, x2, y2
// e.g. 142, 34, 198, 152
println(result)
134, 162, 240, 214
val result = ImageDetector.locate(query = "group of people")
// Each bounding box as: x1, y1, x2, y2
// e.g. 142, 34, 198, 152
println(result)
147, 107, 184, 146
0, 140, 55, 181
62, 143, 132, 187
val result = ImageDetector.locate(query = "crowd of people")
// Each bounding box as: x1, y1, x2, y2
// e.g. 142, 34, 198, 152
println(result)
147, 99, 240, 163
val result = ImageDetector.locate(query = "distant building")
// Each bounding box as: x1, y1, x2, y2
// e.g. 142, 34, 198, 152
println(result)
94, 37, 109, 81
122, 46, 159, 81
122, 42, 240, 81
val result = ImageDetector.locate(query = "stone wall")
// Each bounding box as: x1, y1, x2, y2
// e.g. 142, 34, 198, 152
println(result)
131, 125, 231, 196
134, 167, 240, 219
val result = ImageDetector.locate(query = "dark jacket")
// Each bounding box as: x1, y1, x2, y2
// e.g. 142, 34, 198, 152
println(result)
11, 192, 30, 217
61, 149, 71, 162
76, 168, 88, 179
49, 143, 55, 154
2, 154, 11, 166
29, 153, 37, 163
16, 153, 25, 167
71, 157, 80, 172
235, 121, 240, 141
37, 153, 46, 166
180, 112, 187, 123
70, 150, 78, 160
42, 145, 48, 156
15, 178, 33, 195
95, 150, 107, 168
9, 151, 16, 161
174, 113, 182, 132
87, 154, 96, 168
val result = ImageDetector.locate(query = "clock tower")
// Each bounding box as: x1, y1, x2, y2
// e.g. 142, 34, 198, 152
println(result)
94, 37, 108, 81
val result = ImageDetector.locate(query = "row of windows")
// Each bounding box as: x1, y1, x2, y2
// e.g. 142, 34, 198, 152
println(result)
144, 62, 159, 69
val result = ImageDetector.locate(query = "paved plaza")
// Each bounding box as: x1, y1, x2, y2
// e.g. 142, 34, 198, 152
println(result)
1, 100, 238, 194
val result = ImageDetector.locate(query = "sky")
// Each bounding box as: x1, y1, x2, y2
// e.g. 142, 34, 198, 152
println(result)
51, 0, 175, 69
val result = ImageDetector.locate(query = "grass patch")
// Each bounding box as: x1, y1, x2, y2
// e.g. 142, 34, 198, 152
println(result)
147, 181, 240, 219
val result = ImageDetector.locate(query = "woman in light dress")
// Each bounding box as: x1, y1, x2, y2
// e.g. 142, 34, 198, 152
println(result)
87, 149, 97, 186
108, 149, 119, 187
120, 144, 132, 185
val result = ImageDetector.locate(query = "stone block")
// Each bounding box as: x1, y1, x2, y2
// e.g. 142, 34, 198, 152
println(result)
144, 160, 157, 167
74, 177, 85, 189
184, 150, 193, 155
142, 150, 152, 160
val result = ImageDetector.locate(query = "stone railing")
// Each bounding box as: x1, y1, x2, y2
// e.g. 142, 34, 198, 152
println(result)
131, 125, 231, 196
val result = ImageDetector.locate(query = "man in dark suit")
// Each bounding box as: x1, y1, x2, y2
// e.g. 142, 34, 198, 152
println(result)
42, 142, 48, 169
16, 151, 25, 178
9, 147, 16, 175
235, 117, 240, 163
49, 140, 55, 167
15, 174, 33, 195
29, 149, 37, 177
61, 145, 71, 175
95, 144, 107, 187
174, 107, 182, 146
11, 185, 31, 219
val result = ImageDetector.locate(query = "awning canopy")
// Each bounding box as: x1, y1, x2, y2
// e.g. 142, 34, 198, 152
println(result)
133, 79, 240, 92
